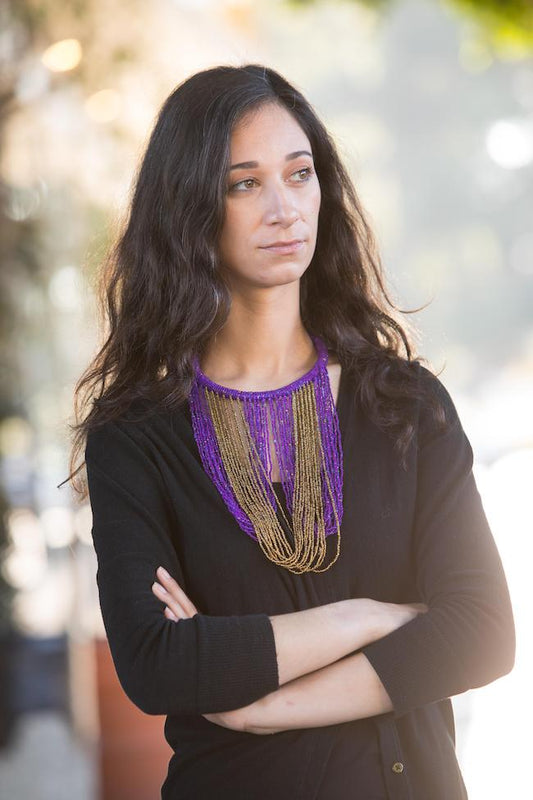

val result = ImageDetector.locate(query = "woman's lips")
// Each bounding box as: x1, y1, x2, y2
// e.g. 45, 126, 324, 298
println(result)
260, 240, 305, 255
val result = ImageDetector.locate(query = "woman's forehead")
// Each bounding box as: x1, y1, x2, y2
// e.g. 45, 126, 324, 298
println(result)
229, 106, 311, 163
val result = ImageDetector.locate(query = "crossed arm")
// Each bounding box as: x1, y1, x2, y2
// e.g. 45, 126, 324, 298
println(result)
152, 566, 410, 734
239, 650, 394, 735
88, 370, 515, 732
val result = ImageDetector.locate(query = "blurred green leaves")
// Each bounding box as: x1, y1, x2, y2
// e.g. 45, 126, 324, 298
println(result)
447, 0, 533, 56
289, 0, 533, 57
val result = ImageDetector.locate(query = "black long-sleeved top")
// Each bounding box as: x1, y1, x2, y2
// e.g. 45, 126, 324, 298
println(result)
85, 361, 515, 800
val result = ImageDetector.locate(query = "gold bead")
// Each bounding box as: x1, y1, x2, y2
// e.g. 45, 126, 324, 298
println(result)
205, 380, 341, 574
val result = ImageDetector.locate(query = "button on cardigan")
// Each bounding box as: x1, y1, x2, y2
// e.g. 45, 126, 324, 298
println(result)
85, 361, 515, 800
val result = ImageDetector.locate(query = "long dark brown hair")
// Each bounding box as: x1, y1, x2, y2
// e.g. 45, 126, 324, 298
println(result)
61, 63, 445, 500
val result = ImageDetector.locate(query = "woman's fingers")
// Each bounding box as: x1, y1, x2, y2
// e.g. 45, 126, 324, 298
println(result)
153, 566, 200, 617
152, 581, 188, 618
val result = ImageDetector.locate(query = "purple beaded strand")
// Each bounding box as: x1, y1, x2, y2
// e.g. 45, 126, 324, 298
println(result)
188, 335, 344, 543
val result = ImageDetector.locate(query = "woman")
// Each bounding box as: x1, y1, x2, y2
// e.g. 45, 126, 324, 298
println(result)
65, 64, 515, 799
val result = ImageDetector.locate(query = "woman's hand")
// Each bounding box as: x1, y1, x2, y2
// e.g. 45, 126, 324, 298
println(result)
203, 701, 282, 734
202, 708, 250, 732
151, 568, 249, 731
376, 600, 429, 637
151, 566, 200, 621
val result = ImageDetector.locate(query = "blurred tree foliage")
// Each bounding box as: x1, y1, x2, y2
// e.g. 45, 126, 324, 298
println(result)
447, 0, 533, 55
0, 0, 101, 647
290, 0, 533, 57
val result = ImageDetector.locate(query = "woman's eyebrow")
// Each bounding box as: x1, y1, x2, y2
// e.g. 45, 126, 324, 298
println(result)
229, 150, 313, 171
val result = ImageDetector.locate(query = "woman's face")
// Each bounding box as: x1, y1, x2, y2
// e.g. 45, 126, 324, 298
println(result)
217, 102, 321, 290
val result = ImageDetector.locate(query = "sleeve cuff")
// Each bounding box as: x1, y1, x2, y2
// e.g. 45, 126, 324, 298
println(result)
196, 612, 280, 713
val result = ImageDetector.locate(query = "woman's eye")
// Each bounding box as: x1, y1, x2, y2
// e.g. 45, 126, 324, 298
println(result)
229, 166, 314, 193
292, 167, 314, 181
231, 178, 257, 191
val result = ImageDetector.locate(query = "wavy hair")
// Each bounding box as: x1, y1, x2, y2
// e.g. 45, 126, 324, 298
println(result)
61, 63, 445, 499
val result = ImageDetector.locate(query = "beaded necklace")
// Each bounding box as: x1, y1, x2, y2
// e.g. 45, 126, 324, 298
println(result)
188, 334, 344, 574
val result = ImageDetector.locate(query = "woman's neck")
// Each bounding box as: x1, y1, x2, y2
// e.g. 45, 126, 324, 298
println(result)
200, 327, 317, 392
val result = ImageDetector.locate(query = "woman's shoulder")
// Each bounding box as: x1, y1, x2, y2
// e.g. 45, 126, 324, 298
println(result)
403, 362, 464, 451
384, 357, 457, 413
85, 395, 190, 459
340, 355, 460, 444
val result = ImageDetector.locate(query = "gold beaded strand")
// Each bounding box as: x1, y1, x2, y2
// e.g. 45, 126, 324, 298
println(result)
205, 380, 341, 574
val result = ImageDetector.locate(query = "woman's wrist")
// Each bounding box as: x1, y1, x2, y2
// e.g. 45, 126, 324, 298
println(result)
241, 692, 282, 735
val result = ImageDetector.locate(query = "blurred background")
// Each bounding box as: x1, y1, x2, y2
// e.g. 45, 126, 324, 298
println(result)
0, 0, 531, 797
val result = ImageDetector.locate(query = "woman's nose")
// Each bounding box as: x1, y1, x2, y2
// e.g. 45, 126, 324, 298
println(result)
262, 184, 300, 225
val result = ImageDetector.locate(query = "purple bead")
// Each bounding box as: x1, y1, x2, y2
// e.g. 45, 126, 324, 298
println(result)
188, 335, 344, 544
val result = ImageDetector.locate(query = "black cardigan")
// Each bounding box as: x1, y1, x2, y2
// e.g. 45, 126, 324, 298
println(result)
85, 362, 515, 800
